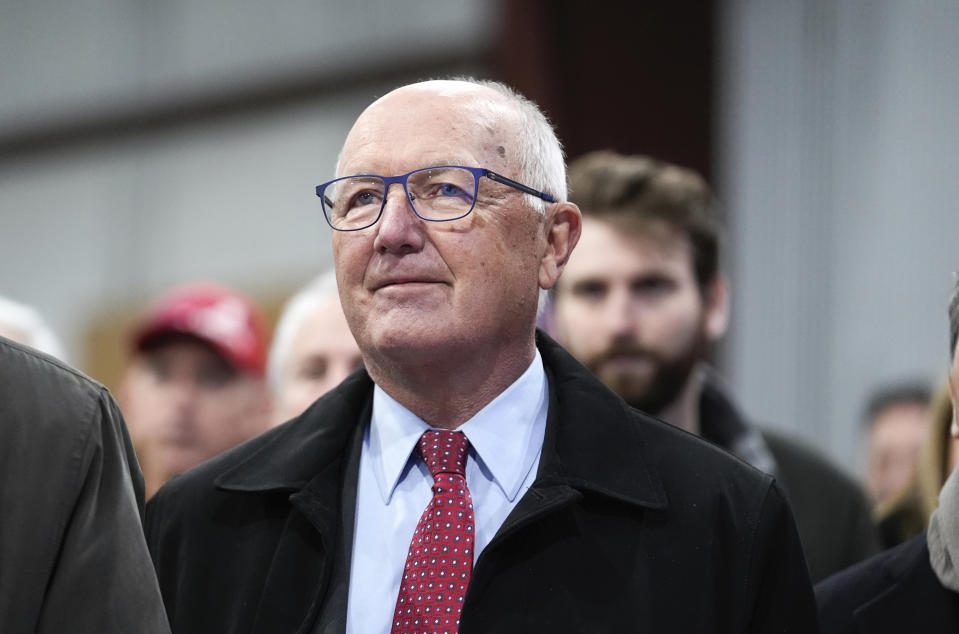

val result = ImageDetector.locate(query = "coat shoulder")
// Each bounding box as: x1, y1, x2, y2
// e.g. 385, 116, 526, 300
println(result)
816, 532, 959, 633
0, 336, 109, 438
634, 406, 779, 506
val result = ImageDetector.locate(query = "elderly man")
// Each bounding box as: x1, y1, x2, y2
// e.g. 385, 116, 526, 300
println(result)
268, 270, 363, 426
817, 279, 959, 632
551, 150, 878, 582
145, 79, 817, 633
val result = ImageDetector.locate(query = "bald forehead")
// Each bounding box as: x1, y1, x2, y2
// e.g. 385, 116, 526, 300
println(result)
338, 81, 521, 175
369, 80, 509, 114
380, 79, 491, 100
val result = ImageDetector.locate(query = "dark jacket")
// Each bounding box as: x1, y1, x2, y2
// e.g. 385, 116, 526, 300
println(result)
146, 333, 817, 633
700, 375, 880, 582
816, 532, 959, 633
0, 337, 170, 633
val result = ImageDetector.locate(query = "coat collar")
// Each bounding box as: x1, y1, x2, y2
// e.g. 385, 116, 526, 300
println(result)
214, 368, 373, 493
215, 330, 667, 512
531, 330, 667, 510
699, 369, 779, 478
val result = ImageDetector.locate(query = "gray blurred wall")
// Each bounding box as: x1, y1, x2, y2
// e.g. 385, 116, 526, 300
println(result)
719, 0, 959, 467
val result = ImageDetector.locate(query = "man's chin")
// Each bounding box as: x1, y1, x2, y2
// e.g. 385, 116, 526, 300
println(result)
596, 372, 655, 409
157, 446, 207, 477
364, 326, 464, 370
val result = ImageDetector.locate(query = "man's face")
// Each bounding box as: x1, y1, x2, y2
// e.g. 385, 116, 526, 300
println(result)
332, 84, 552, 369
864, 402, 930, 505
272, 297, 363, 425
553, 217, 720, 415
121, 336, 269, 497
950, 338, 959, 471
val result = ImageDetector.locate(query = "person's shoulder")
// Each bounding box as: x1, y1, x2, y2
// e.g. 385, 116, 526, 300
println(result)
816, 532, 922, 600
0, 335, 104, 398
626, 405, 783, 519
816, 532, 938, 631
0, 336, 113, 439
539, 330, 777, 508
640, 403, 772, 478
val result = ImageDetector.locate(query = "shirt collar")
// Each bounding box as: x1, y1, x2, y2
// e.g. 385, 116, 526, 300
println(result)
369, 348, 548, 504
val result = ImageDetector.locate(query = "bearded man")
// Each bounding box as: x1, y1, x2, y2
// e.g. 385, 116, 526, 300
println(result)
553, 150, 878, 582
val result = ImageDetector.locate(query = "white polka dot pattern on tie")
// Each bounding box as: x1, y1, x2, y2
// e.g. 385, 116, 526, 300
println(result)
391, 430, 474, 634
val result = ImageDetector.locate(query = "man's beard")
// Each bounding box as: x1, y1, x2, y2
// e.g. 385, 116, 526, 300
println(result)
584, 329, 709, 416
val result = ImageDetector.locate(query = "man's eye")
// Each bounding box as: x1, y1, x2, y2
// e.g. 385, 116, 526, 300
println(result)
145, 356, 172, 383
438, 183, 467, 198
571, 281, 607, 301
349, 190, 381, 208
632, 277, 674, 297
198, 362, 237, 389
298, 358, 328, 381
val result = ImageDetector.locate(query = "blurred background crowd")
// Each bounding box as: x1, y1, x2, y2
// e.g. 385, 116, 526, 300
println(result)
2, 0, 958, 551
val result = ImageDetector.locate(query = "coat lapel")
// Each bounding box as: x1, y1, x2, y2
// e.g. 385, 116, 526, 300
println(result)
530, 331, 668, 511
249, 483, 336, 633
214, 371, 373, 634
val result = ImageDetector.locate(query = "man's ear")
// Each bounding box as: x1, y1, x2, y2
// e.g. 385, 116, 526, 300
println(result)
539, 202, 582, 291
704, 274, 730, 343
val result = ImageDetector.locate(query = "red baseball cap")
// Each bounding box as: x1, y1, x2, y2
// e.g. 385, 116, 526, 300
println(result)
131, 282, 269, 376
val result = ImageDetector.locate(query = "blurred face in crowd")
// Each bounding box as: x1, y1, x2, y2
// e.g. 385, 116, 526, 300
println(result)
553, 217, 726, 415
864, 401, 930, 505
332, 82, 573, 377
272, 296, 363, 425
121, 335, 270, 498
950, 338, 959, 472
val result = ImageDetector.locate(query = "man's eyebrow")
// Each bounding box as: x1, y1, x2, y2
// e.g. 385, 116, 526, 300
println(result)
344, 162, 473, 176
420, 161, 474, 171
568, 277, 608, 290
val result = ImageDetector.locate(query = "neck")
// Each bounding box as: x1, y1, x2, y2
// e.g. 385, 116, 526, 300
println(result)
364, 336, 537, 429
655, 365, 705, 436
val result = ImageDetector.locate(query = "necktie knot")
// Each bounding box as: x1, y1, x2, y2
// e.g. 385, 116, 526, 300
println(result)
417, 430, 470, 479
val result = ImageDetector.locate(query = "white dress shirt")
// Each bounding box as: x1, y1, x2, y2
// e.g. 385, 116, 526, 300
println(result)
345, 349, 549, 634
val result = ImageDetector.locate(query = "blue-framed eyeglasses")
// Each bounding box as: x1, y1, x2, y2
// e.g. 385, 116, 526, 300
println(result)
315, 165, 556, 231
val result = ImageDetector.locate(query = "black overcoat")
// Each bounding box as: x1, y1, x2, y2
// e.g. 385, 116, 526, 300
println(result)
816, 532, 959, 633
146, 333, 817, 633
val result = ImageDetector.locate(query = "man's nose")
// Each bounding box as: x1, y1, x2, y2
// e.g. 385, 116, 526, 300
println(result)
601, 288, 638, 337
162, 376, 199, 413
373, 183, 425, 254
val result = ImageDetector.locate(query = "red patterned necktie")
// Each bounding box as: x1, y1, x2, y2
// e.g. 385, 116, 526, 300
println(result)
391, 430, 475, 634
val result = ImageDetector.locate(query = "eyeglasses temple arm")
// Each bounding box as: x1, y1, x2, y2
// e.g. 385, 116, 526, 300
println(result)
483, 170, 556, 203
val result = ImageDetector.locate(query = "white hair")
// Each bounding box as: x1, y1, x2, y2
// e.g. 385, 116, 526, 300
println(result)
461, 78, 568, 213
462, 79, 566, 311
0, 294, 66, 360
266, 271, 340, 395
